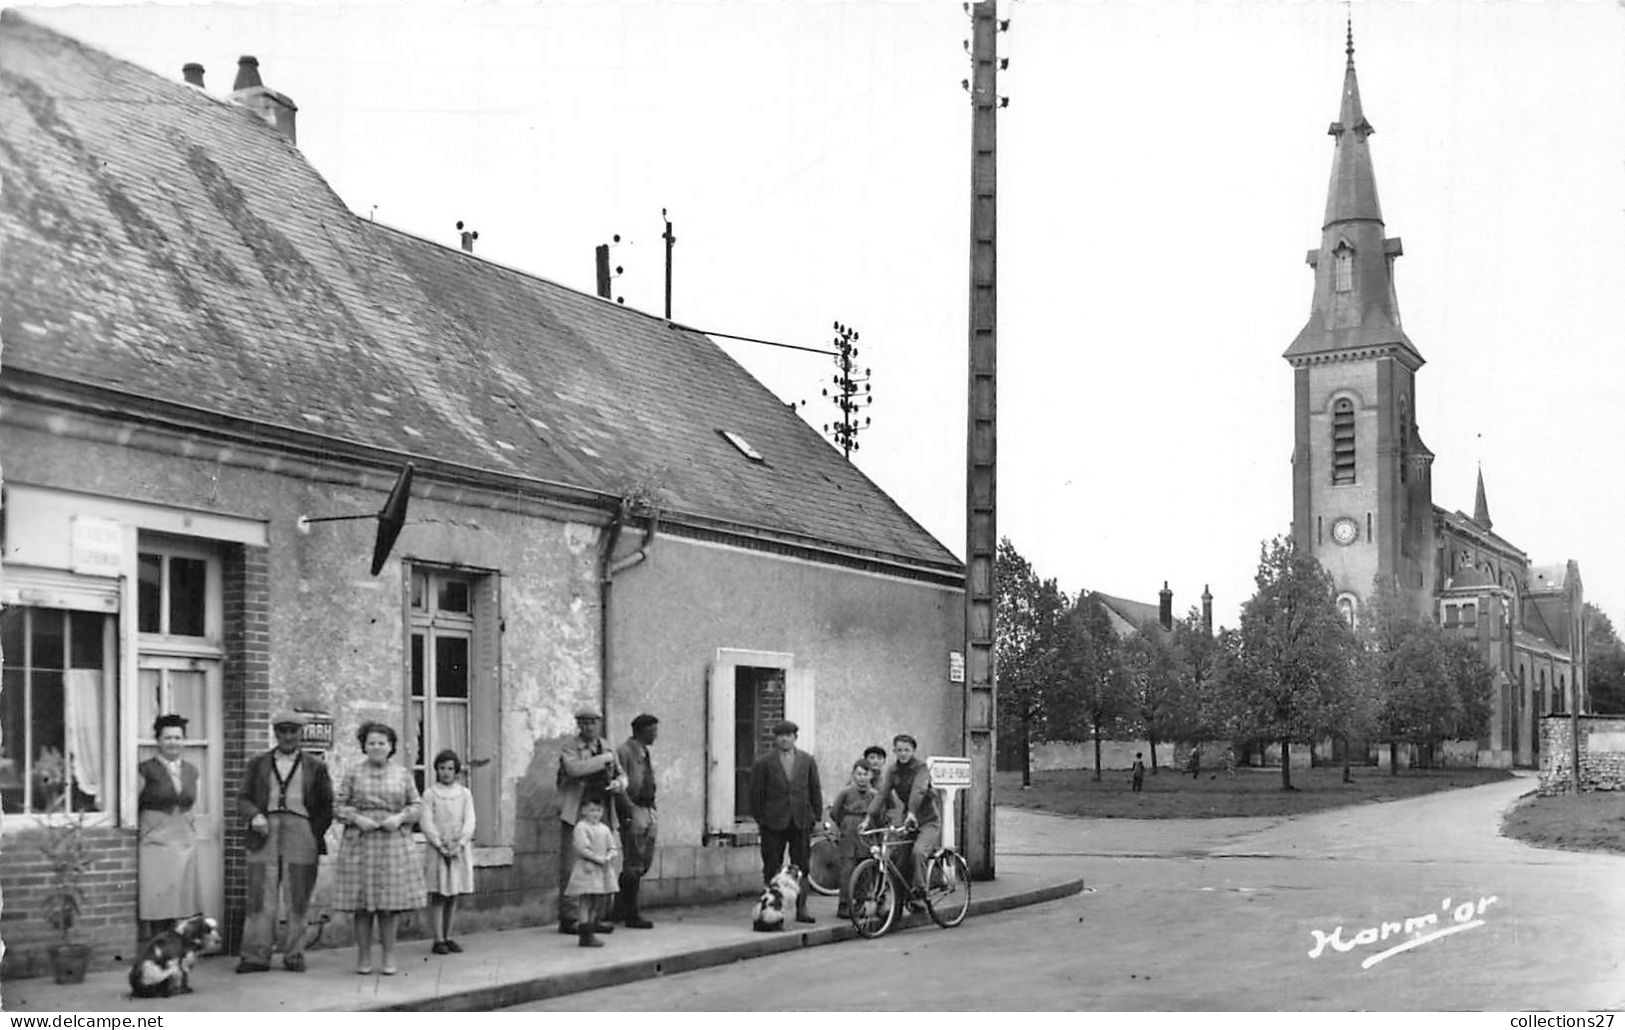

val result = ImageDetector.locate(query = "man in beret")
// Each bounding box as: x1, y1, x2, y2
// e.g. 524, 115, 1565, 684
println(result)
611, 713, 659, 929
748, 720, 822, 924
556, 708, 626, 934
236, 710, 334, 973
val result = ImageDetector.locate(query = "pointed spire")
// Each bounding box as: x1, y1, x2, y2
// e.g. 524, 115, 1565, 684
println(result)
1474, 465, 1493, 531
1325, 15, 1378, 225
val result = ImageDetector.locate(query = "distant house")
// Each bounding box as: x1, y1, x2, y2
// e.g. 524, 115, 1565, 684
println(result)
0, 12, 964, 978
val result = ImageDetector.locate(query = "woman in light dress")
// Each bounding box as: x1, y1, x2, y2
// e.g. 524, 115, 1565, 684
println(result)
420, 748, 476, 954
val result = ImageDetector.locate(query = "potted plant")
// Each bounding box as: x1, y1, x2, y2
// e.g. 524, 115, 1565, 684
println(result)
37, 805, 93, 983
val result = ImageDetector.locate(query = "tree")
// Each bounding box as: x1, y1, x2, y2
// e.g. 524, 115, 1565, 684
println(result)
994, 537, 1068, 780
1584, 603, 1625, 715
1227, 536, 1360, 790
1122, 625, 1181, 775
1051, 593, 1132, 782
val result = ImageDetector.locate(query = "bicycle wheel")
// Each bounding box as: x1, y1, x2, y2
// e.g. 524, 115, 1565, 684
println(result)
924, 850, 971, 929
806, 835, 840, 896
847, 858, 897, 939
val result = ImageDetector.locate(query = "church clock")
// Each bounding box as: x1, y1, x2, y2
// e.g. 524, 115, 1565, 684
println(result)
1332, 517, 1358, 546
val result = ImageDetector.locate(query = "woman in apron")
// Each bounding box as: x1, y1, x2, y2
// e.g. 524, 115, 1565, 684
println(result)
137, 714, 202, 940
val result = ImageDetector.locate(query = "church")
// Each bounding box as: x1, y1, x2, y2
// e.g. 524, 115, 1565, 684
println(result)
1284, 24, 1584, 770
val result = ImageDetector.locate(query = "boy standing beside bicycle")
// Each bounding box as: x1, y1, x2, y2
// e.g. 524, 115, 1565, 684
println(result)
863, 734, 940, 902
826, 760, 878, 920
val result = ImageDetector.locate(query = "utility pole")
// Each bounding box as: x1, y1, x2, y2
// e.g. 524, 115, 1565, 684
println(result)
962, 0, 1006, 881
662, 209, 675, 320
821, 322, 872, 459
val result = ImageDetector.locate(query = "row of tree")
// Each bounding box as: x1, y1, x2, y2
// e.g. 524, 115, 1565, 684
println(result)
995, 535, 1496, 790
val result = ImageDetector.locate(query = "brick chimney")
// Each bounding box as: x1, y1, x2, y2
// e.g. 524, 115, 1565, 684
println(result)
1159, 581, 1173, 631
1202, 584, 1213, 637
457, 221, 479, 253
230, 56, 297, 144
182, 63, 205, 88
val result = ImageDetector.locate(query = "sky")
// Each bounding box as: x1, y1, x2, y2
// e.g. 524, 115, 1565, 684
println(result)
20, 0, 1625, 632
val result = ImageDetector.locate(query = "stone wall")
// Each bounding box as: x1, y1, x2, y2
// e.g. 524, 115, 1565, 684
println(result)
1538, 714, 1625, 794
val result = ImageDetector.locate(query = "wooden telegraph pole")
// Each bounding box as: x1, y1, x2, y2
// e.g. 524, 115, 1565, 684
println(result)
962, 0, 1004, 880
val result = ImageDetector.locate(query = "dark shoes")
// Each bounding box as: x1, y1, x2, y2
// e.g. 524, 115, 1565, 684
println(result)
558, 923, 578, 935
578, 933, 604, 948
282, 954, 306, 973
623, 915, 654, 929
431, 941, 450, 955
444, 939, 463, 953
795, 912, 816, 924
235, 961, 271, 974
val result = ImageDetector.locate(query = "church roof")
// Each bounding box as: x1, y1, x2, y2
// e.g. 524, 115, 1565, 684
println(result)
1090, 591, 1171, 639
0, 12, 961, 578
1473, 467, 1494, 530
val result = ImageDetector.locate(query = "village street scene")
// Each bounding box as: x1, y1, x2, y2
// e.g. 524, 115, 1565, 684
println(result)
2, 0, 1623, 1015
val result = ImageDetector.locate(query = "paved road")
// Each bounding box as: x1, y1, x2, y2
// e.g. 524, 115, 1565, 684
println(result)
515, 774, 1625, 1010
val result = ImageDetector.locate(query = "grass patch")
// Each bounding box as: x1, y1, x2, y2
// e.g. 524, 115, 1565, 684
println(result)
996, 765, 1516, 819
1501, 790, 1625, 855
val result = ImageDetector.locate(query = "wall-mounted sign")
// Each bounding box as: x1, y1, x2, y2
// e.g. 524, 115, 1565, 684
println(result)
949, 651, 965, 684
70, 516, 123, 577
298, 712, 334, 752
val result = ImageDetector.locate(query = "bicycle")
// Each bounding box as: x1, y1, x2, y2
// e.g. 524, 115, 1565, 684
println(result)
847, 825, 971, 938
805, 823, 841, 896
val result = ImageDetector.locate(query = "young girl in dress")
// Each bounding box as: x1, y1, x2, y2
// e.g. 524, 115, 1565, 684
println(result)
567, 798, 620, 948
420, 749, 476, 955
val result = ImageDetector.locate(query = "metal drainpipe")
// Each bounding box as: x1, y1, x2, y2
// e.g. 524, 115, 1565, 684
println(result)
599, 503, 662, 722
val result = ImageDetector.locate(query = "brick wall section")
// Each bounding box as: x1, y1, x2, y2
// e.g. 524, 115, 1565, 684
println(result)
220, 542, 272, 953
1538, 715, 1625, 794
0, 825, 139, 979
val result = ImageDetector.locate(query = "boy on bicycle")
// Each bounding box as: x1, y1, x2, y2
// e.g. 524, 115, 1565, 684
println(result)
863, 734, 939, 903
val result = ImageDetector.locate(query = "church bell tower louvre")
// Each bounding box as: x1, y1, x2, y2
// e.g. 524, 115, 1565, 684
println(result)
1285, 18, 1435, 621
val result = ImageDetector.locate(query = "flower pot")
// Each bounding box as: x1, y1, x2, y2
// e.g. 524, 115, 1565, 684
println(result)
48, 943, 92, 984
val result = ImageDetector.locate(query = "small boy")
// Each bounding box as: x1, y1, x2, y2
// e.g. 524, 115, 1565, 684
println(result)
1131, 752, 1145, 792
567, 798, 621, 947
826, 760, 878, 920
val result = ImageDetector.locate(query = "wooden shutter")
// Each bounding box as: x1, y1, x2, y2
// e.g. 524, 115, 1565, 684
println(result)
705, 658, 735, 839
470, 574, 502, 844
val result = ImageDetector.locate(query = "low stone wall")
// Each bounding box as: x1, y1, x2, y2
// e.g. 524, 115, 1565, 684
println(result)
1028, 740, 1178, 772
1539, 714, 1625, 794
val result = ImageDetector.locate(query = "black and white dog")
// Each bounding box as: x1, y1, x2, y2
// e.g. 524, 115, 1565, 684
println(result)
128, 915, 220, 998
751, 865, 802, 932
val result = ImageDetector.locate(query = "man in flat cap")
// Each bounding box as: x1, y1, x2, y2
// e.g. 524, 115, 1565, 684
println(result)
612, 713, 659, 929
236, 710, 334, 973
556, 708, 626, 934
748, 719, 822, 924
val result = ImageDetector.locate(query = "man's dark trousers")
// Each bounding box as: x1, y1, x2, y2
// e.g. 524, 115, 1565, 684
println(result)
759, 823, 812, 885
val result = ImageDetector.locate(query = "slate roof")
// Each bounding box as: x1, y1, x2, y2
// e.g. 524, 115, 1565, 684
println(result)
1090, 592, 1169, 639
0, 12, 960, 576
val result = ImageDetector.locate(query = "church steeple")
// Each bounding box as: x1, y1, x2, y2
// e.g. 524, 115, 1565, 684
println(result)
1284, 19, 1422, 368
1474, 466, 1493, 531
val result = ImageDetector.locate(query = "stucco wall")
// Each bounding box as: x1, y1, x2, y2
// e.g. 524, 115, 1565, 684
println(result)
607, 534, 964, 850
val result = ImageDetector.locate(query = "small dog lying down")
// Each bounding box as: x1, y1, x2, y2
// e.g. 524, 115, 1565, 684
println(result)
752, 865, 802, 932
129, 915, 220, 998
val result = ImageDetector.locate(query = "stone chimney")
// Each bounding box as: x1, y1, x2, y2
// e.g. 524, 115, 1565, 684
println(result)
1159, 581, 1173, 631
1202, 585, 1213, 637
182, 63, 205, 88
230, 56, 297, 144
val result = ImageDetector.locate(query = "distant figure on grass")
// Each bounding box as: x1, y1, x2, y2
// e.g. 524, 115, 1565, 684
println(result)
1187, 745, 1201, 780
1224, 746, 1236, 779
1131, 752, 1145, 793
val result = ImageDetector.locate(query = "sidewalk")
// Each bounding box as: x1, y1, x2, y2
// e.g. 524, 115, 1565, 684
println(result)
1, 854, 1084, 1012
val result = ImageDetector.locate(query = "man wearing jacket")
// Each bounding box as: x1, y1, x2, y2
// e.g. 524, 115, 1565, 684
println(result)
556, 708, 627, 934
612, 713, 659, 929
865, 733, 938, 899
748, 719, 822, 924
236, 710, 334, 974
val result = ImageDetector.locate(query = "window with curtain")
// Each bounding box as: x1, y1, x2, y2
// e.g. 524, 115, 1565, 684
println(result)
1, 607, 115, 814
408, 567, 498, 844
